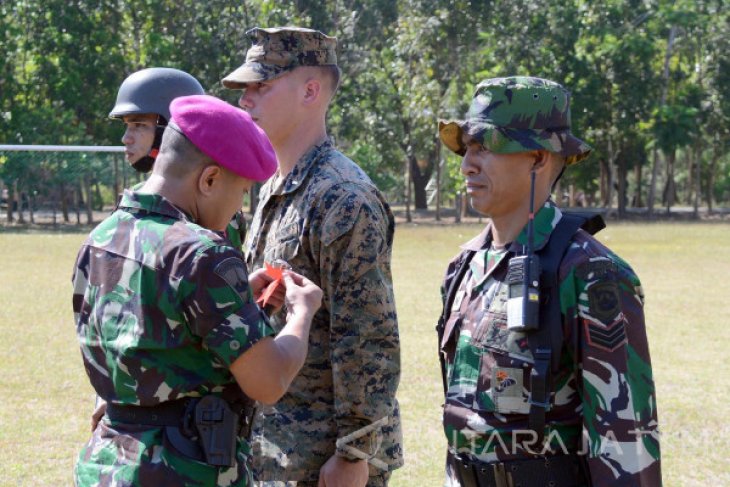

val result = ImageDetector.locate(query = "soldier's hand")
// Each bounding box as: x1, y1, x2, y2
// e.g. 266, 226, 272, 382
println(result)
91, 399, 107, 432
283, 271, 322, 321
317, 455, 369, 487
249, 268, 286, 311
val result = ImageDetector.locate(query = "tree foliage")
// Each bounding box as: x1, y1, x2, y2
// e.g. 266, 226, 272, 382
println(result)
2, 0, 729, 223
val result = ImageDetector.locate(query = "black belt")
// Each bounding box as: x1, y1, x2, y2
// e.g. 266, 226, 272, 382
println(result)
106, 396, 254, 438
106, 398, 195, 427
448, 451, 589, 487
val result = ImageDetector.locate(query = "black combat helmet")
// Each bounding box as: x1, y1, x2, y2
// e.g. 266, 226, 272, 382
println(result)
110, 68, 205, 172
109, 67, 205, 122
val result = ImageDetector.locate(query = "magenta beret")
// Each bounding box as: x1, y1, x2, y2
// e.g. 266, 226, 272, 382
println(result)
169, 95, 276, 181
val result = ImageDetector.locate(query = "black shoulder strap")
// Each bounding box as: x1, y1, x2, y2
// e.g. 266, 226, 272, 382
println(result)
436, 250, 476, 397
527, 211, 604, 443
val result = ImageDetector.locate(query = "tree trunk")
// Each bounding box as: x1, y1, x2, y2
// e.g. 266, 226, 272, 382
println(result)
53, 186, 58, 227
113, 155, 121, 200
28, 189, 35, 224
404, 157, 411, 223
706, 136, 719, 213
60, 181, 70, 222
617, 156, 628, 219
14, 181, 25, 224
648, 147, 662, 216
83, 175, 93, 225
122, 159, 128, 191
461, 189, 469, 219
94, 181, 103, 211
599, 158, 613, 208
686, 148, 694, 206
75, 183, 82, 225
648, 25, 677, 216
411, 156, 430, 210
6, 181, 14, 223
663, 149, 677, 213
633, 158, 643, 207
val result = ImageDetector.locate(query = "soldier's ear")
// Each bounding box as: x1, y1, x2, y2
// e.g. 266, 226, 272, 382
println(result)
531, 150, 550, 172
197, 164, 222, 196
302, 77, 322, 105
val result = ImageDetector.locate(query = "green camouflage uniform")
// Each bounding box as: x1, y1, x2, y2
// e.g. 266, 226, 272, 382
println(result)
72, 190, 274, 487
438, 77, 661, 486
226, 210, 248, 250
245, 140, 404, 484
128, 181, 247, 249
441, 202, 661, 486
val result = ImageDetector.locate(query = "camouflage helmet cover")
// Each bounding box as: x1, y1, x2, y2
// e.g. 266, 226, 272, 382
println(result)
109, 68, 205, 122
222, 27, 337, 89
439, 76, 592, 165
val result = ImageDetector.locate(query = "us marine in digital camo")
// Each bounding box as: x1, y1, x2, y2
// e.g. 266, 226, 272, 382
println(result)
223, 27, 403, 487
73, 94, 323, 487
437, 76, 661, 487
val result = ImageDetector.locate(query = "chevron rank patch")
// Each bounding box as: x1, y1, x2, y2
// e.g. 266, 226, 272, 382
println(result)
585, 319, 627, 352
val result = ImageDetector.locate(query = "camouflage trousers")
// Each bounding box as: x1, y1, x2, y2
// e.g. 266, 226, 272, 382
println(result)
255, 472, 391, 487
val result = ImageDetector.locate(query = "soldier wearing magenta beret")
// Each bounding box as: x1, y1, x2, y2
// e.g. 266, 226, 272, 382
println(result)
73, 95, 323, 487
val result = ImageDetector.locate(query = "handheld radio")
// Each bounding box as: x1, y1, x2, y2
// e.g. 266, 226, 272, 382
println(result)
507, 170, 541, 331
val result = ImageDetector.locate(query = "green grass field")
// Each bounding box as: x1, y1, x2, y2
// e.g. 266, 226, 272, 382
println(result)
1, 222, 728, 486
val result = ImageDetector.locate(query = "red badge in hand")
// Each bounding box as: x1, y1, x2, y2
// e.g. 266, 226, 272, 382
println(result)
256, 260, 290, 308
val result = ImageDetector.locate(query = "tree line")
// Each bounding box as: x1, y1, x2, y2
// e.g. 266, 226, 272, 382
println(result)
1, 0, 729, 224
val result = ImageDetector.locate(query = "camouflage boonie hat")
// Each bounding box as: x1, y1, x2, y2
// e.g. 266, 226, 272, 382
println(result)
222, 27, 337, 89
439, 76, 592, 165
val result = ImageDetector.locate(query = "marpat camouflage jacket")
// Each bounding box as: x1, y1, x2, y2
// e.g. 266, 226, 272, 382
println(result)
245, 139, 403, 481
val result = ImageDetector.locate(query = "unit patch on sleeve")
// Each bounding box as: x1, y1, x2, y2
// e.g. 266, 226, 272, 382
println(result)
214, 256, 249, 300
587, 280, 621, 324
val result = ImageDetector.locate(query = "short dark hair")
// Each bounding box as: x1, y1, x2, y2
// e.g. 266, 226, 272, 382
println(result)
154, 123, 213, 178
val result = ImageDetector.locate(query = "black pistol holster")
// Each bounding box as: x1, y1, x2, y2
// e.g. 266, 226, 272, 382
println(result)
194, 395, 238, 467
106, 390, 255, 469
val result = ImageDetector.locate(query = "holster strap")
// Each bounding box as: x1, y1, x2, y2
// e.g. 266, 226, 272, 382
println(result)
448, 451, 587, 487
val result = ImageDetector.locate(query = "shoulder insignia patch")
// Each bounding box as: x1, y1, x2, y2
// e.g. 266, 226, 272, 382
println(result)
587, 280, 621, 324
214, 257, 249, 300
585, 319, 627, 353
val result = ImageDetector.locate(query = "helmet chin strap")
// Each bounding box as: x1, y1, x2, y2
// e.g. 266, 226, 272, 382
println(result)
131, 125, 165, 173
